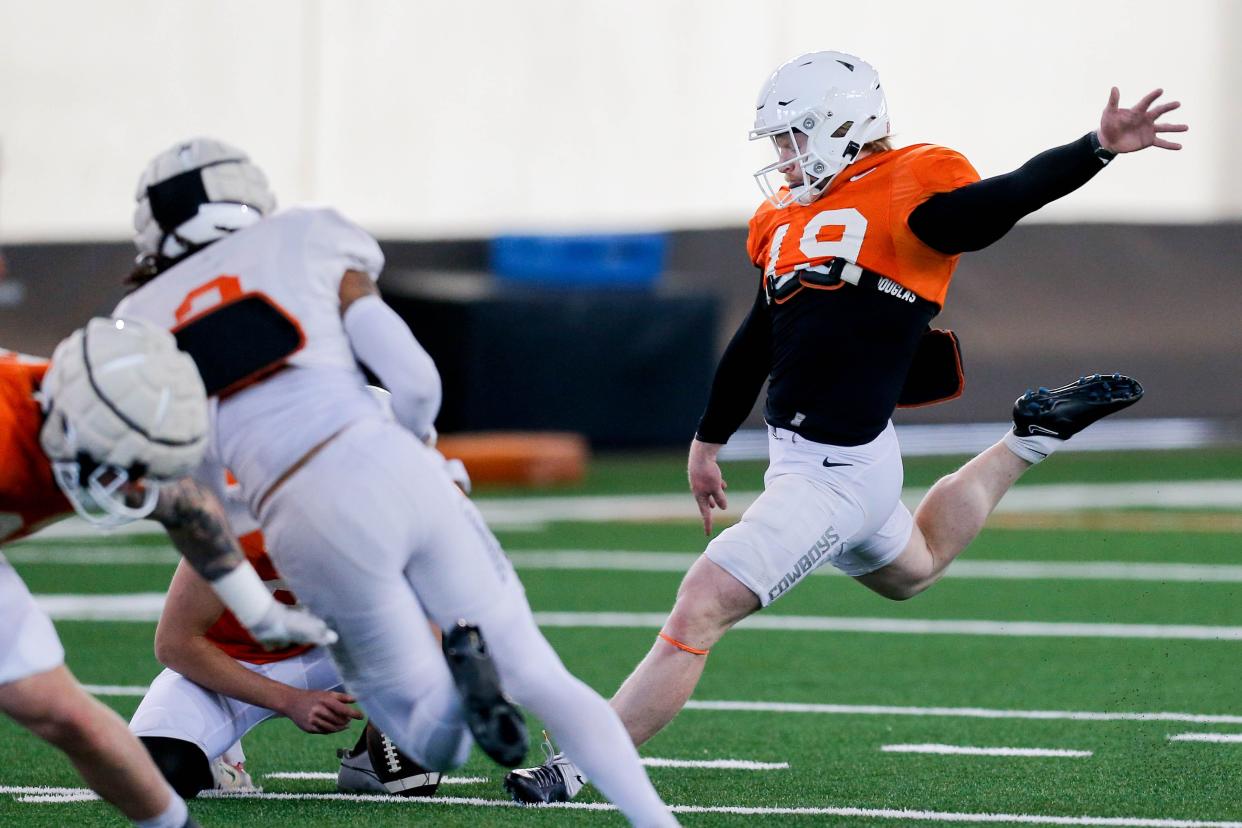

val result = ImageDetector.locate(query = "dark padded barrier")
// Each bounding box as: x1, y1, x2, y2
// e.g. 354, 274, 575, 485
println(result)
384, 277, 717, 447
3, 222, 1238, 440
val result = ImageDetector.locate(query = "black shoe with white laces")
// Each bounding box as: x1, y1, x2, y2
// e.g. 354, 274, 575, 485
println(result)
504, 731, 586, 804
1012, 373, 1143, 439
443, 622, 529, 768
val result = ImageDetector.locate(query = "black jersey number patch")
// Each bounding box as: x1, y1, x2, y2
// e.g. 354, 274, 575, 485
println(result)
172, 275, 305, 398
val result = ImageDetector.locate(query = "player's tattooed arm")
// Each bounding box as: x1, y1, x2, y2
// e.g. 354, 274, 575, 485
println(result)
150, 479, 338, 648
149, 477, 246, 583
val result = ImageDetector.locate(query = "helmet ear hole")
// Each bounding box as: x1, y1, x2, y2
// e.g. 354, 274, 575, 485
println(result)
831, 121, 854, 139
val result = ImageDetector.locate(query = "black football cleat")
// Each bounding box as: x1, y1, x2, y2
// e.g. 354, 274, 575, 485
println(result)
443, 622, 529, 768
1012, 373, 1144, 440
504, 731, 585, 805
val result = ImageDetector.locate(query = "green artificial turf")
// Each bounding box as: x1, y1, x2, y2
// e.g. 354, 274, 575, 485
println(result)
1, 447, 1240, 826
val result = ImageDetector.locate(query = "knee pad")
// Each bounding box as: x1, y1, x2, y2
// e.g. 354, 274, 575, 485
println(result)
139, 736, 213, 799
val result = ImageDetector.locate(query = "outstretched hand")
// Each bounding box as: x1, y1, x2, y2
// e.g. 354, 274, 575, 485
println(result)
1098, 87, 1188, 153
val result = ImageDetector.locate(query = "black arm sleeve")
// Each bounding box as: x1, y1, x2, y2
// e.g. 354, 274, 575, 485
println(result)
908, 133, 1109, 254
695, 282, 772, 444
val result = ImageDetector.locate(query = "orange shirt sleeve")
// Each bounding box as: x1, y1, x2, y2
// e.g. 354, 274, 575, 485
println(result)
887, 146, 981, 305
897, 146, 981, 213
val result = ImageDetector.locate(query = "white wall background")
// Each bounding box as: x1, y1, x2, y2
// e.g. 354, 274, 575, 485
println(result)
0, 0, 1231, 241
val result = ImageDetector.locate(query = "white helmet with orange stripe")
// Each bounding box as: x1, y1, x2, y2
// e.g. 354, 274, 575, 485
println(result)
751, 51, 890, 208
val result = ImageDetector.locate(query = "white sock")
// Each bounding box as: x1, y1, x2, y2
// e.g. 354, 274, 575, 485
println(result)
133, 791, 188, 828
488, 614, 675, 826
1002, 429, 1063, 465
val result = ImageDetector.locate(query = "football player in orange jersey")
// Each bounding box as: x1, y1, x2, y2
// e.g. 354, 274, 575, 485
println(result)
506, 51, 1185, 803
0, 320, 334, 828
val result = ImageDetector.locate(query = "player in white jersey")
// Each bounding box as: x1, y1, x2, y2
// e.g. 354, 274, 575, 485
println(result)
114, 138, 675, 827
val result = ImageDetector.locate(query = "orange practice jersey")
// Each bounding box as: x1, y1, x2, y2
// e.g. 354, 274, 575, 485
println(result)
204, 529, 313, 664
747, 144, 980, 307
0, 353, 70, 544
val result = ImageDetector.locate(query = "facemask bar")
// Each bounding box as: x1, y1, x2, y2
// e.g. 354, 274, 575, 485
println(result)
749, 121, 840, 209
51, 460, 160, 528
48, 419, 161, 528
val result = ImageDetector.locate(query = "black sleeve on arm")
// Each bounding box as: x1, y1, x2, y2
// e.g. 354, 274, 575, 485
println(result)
908, 133, 1110, 254
695, 282, 772, 444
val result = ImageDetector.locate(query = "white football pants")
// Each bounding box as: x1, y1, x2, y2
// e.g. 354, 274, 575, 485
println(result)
129, 647, 343, 761
259, 418, 673, 826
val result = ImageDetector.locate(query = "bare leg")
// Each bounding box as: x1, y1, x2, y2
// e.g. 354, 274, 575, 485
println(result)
857, 441, 1030, 599
611, 555, 760, 746
0, 665, 176, 821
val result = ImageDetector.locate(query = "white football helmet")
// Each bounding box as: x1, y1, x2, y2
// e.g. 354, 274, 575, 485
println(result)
39, 318, 209, 526
751, 51, 890, 208
133, 138, 276, 263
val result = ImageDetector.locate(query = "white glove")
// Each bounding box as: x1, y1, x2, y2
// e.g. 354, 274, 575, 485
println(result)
210, 564, 338, 649
246, 601, 339, 649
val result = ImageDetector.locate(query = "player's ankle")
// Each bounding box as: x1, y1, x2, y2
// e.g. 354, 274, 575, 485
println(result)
1002, 430, 1060, 465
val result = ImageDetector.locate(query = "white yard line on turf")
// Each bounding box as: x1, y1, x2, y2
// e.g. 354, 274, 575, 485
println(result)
686, 701, 1242, 725
79, 682, 1242, 727
882, 744, 1092, 758
81, 684, 148, 696
641, 758, 788, 769
20, 544, 1242, 586
264, 760, 785, 777
1168, 733, 1242, 743
2, 545, 177, 564
533, 611, 1242, 642
2, 786, 1241, 827
13, 792, 101, 803
264, 772, 487, 784
21, 480, 1242, 536
477, 481, 1242, 527
508, 553, 1242, 584
37, 593, 165, 621
39, 597, 1242, 641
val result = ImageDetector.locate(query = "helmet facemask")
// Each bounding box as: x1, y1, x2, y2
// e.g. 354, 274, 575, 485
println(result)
48, 438, 160, 527
751, 114, 866, 208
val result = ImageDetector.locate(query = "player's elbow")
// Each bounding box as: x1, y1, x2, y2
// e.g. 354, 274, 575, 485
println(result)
153, 627, 191, 670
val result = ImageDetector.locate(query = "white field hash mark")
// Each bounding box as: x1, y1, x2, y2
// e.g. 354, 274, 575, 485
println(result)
81, 684, 1242, 727
20, 543, 1242, 585
1168, 733, 1242, 743
263, 772, 488, 784
15, 542, 1242, 585
3, 786, 1242, 827
262, 758, 786, 779
23, 479, 1242, 536
43, 596, 1242, 641
882, 744, 1092, 758
686, 700, 1242, 726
